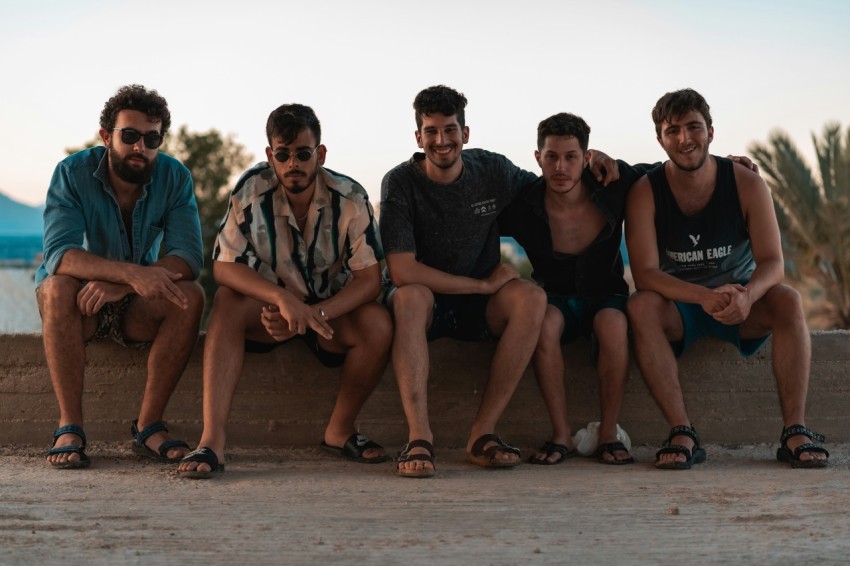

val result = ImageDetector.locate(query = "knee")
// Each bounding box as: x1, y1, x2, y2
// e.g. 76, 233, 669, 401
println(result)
537, 306, 564, 350
358, 303, 393, 352
626, 291, 665, 328
506, 281, 547, 321
765, 284, 806, 328
391, 284, 434, 322
37, 275, 82, 313
178, 280, 205, 315
594, 309, 628, 340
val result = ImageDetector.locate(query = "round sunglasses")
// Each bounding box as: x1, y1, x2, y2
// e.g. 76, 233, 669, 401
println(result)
112, 128, 164, 149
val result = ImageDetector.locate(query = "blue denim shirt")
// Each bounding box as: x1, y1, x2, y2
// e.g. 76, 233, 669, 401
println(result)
36, 146, 203, 285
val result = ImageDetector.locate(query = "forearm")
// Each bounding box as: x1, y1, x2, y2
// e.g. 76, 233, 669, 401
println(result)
633, 268, 714, 305
316, 265, 381, 321
156, 255, 196, 281
213, 261, 301, 308
742, 258, 785, 302
387, 255, 486, 295
54, 249, 137, 287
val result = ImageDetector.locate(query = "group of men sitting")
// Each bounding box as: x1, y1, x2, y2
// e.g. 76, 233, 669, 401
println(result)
37, 84, 829, 479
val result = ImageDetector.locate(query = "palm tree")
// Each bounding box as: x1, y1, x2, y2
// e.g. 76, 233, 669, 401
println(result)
749, 123, 850, 329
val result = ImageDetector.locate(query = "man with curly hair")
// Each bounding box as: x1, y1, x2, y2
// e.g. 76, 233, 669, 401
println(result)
177, 104, 391, 479
37, 84, 204, 469
380, 86, 618, 477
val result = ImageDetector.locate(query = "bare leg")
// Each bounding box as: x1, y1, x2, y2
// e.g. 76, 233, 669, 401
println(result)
741, 284, 824, 462
627, 291, 693, 465
177, 287, 268, 474
529, 305, 574, 463
39, 276, 98, 466
321, 302, 392, 460
593, 308, 631, 462
388, 284, 435, 474
466, 279, 546, 463
124, 280, 204, 460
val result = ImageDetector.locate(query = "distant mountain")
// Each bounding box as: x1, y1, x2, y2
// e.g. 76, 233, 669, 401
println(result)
0, 191, 43, 235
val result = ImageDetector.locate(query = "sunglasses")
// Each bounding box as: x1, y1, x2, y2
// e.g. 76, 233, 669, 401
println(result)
112, 128, 164, 149
272, 146, 319, 163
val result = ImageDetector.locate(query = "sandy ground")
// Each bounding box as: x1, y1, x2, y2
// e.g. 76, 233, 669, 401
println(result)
1, 442, 848, 565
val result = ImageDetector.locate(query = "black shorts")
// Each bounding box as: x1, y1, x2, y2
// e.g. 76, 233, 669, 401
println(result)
427, 293, 492, 342
244, 329, 346, 368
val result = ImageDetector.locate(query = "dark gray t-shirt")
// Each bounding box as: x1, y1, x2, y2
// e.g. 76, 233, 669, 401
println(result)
380, 148, 536, 279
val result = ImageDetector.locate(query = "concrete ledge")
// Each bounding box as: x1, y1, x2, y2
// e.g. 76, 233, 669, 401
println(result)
1, 332, 848, 448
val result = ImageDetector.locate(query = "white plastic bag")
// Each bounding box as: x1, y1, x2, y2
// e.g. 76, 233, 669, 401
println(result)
573, 421, 631, 456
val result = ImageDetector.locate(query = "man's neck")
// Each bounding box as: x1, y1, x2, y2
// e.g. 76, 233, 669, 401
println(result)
544, 179, 589, 212
665, 155, 716, 192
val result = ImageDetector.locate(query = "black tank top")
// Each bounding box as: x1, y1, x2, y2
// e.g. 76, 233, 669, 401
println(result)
647, 156, 755, 287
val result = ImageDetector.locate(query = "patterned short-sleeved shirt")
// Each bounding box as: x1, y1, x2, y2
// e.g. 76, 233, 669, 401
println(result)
214, 163, 383, 301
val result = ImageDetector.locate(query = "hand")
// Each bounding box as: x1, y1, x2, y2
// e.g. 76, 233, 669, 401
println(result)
125, 265, 188, 309
727, 154, 759, 174
482, 263, 520, 294
587, 149, 620, 186
76, 281, 130, 317
699, 288, 731, 316
262, 300, 334, 341
711, 284, 753, 325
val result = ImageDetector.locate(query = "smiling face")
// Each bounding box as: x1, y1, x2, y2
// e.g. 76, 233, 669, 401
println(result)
265, 127, 325, 196
101, 109, 161, 185
657, 110, 714, 172
415, 112, 469, 181
536, 135, 588, 196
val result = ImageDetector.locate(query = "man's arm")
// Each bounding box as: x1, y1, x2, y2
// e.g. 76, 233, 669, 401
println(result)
386, 252, 518, 295
711, 164, 784, 324
214, 261, 333, 340
625, 176, 728, 314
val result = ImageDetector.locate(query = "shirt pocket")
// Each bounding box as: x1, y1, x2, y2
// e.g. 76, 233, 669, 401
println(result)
143, 223, 165, 260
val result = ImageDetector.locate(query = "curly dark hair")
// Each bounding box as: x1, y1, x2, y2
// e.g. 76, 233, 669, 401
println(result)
99, 84, 171, 136
413, 85, 468, 130
266, 103, 321, 146
537, 113, 591, 152
651, 88, 712, 137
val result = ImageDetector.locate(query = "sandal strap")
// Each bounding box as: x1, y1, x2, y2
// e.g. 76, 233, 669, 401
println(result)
792, 442, 830, 459
664, 424, 700, 447
181, 447, 220, 468
539, 441, 571, 457
471, 433, 520, 457
52, 424, 87, 448
656, 444, 693, 460
399, 439, 435, 459
598, 441, 629, 454
780, 424, 825, 444
131, 420, 169, 446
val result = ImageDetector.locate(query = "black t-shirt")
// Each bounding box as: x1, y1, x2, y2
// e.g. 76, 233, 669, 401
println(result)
499, 160, 654, 300
380, 148, 536, 279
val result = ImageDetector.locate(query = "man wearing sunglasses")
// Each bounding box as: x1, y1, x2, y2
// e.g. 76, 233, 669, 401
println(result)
37, 84, 204, 469
178, 104, 390, 479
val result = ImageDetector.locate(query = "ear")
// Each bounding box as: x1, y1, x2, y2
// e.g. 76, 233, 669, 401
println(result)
461, 126, 469, 144
317, 144, 327, 166
265, 146, 274, 163
415, 129, 423, 149
708, 126, 714, 143
583, 150, 591, 166
99, 128, 110, 147
656, 136, 664, 148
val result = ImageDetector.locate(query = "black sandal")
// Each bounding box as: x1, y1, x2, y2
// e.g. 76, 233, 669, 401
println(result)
466, 433, 521, 469
397, 439, 436, 478
179, 447, 225, 479
776, 424, 829, 469
131, 420, 190, 463
528, 441, 578, 465
47, 424, 91, 469
655, 425, 706, 470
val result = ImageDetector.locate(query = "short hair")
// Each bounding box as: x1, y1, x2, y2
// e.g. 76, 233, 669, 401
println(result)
651, 88, 712, 137
266, 103, 321, 146
99, 84, 171, 136
536, 113, 591, 152
413, 85, 468, 130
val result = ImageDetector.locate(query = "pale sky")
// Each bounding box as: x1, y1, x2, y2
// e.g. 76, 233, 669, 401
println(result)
1, 0, 848, 206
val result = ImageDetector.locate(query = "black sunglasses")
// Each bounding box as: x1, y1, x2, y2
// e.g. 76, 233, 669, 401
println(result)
272, 146, 319, 163
112, 128, 164, 149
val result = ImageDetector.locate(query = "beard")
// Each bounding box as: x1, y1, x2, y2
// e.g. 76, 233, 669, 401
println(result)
109, 144, 156, 185
669, 144, 710, 172
282, 169, 319, 195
